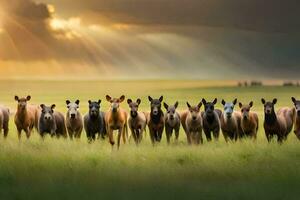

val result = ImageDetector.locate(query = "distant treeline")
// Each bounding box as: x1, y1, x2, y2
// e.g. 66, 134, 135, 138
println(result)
238, 81, 300, 87
237, 81, 263, 87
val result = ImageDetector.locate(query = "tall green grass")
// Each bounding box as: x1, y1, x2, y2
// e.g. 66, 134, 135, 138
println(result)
0, 80, 299, 200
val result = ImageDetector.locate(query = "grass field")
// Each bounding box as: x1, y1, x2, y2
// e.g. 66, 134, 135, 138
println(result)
0, 80, 300, 200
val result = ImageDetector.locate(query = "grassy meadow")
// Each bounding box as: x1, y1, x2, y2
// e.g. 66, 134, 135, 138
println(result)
0, 80, 300, 199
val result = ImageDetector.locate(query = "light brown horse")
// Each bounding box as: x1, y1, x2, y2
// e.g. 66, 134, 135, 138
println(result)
181, 102, 203, 145
239, 101, 259, 139
14, 95, 39, 139
105, 95, 128, 149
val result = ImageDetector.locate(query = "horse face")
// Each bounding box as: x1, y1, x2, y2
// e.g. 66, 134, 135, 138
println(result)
187, 102, 202, 121
164, 102, 178, 121
262, 98, 277, 115
15, 95, 31, 110
239, 102, 253, 120
88, 100, 101, 117
222, 99, 237, 119
149, 96, 163, 116
40, 104, 55, 122
107, 95, 125, 113
66, 100, 80, 119
292, 97, 300, 117
127, 99, 141, 118
203, 98, 217, 116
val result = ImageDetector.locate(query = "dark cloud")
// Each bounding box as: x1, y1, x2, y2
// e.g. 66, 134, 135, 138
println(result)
42, 0, 300, 33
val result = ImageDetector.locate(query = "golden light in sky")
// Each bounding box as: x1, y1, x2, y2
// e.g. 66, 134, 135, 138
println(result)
50, 17, 82, 39
0, 0, 298, 80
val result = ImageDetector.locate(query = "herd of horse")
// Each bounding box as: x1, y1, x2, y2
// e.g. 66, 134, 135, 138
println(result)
0, 95, 299, 148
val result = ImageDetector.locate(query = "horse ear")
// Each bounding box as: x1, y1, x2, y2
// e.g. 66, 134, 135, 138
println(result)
221, 99, 226, 106
201, 98, 206, 105
66, 100, 70, 105
51, 104, 56, 110
261, 98, 266, 104
136, 99, 141, 105
127, 99, 132, 105
106, 95, 112, 102
273, 98, 277, 105
15, 96, 19, 101
148, 96, 153, 102
249, 101, 253, 108
186, 102, 191, 108
75, 100, 80, 105
233, 99, 237, 105
97, 100, 101, 105
119, 95, 125, 103
213, 98, 217, 105
40, 104, 45, 109
26, 95, 31, 101
197, 102, 202, 109
163, 102, 169, 110
159, 96, 163, 102
292, 97, 296, 104
174, 101, 179, 109
88, 100, 92, 104
239, 102, 243, 108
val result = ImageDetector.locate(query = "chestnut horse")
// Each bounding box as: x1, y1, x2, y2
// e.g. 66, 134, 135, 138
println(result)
105, 95, 128, 149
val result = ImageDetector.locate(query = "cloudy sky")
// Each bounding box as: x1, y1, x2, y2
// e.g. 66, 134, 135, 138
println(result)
0, 0, 299, 79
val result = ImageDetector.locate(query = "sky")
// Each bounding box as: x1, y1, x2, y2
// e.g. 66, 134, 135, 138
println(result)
0, 0, 299, 79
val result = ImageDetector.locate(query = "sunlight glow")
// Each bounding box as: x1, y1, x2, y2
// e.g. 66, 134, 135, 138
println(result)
50, 17, 82, 39
50, 17, 81, 30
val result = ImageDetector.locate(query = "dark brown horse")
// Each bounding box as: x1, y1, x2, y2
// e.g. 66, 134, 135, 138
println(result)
147, 96, 164, 144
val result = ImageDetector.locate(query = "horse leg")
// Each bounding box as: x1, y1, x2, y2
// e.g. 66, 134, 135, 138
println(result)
165, 127, 171, 145
213, 127, 220, 141
17, 128, 22, 140
25, 127, 31, 139
186, 131, 192, 145
199, 129, 203, 144
149, 128, 155, 145
204, 129, 212, 142
138, 129, 143, 144
108, 128, 115, 146
122, 125, 126, 144
118, 127, 123, 149
158, 128, 164, 142
175, 127, 180, 143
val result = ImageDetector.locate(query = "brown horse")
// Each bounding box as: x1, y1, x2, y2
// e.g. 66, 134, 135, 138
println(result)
105, 95, 128, 149
14, 95, 39, 139
127, 98, 147, 145
181, 102, 203, 145
262, 98, 294, 143
239, 101, 259, 139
